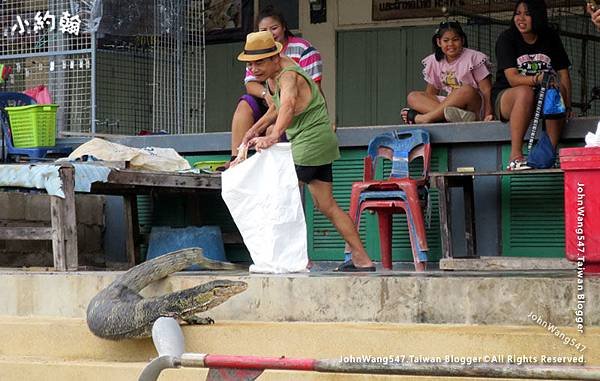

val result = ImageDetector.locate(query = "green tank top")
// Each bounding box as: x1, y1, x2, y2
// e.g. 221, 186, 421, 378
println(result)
272, 65, 340, 166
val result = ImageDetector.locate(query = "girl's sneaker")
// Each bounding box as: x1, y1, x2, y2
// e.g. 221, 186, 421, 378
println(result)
507, 157, 531, 171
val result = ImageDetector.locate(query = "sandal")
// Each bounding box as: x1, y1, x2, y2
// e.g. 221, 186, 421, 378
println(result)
507, 157, 531, 171
401, 107, 419, 125
333, 259, 376, 272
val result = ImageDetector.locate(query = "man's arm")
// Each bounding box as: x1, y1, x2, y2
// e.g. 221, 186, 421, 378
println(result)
240, 104, 278, 147
250, 71, 298, 151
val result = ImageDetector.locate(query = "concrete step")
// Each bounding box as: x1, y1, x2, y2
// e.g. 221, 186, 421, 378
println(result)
1, 316, 597, 365
1, 270, 599, 326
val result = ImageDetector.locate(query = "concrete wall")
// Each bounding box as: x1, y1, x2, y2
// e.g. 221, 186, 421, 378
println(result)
0, 193, 106, 268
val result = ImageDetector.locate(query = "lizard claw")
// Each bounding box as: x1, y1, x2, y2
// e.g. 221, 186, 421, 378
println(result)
183, 316, 215, 325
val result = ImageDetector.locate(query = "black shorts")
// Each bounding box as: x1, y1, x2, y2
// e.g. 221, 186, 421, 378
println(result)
295, 163, 333, 184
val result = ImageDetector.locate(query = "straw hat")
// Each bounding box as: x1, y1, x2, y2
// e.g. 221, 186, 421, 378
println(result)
237, 31, 283, 62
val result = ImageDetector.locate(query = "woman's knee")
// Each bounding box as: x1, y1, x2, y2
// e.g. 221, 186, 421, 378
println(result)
406, 91, 422, 107
513, 85, 536, 103
234, 99, 254, 118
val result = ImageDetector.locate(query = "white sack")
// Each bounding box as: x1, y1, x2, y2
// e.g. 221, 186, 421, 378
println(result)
585, 121, 600, 147
67, 138, 191, 171
221, 143, 308, 273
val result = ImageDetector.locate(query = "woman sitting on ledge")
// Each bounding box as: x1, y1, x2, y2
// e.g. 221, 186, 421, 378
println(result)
401, 20, 493, 125
491, 0, 572, 171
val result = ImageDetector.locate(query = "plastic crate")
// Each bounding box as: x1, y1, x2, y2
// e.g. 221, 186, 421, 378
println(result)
5, 104, 58, 148
193, 160, 228, 171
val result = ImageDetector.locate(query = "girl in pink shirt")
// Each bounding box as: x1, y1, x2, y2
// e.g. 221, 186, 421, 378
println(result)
402, 21, 493, 124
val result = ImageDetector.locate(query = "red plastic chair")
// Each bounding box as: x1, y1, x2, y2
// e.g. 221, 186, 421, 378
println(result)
349, 130, 431, 271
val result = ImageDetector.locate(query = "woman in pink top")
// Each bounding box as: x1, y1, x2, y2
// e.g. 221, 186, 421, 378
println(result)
401, 21, 494, 124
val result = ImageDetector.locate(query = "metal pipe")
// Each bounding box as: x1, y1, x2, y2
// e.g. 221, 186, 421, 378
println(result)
141, 316, 599, 381
138, 355, 178, 381
163, 353, 600, 381
90, 32, 97, 135
315, 359, 600, 380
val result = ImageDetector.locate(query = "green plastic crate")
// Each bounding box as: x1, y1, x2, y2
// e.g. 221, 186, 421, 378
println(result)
5, 104, 58, 148
193, 160, 228, 171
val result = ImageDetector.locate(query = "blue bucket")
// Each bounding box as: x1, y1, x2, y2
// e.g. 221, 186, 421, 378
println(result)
146, 226, 227, 270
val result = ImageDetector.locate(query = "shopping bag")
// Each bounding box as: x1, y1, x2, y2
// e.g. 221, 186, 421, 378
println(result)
23, 85, 52, 104
221, 143, 309, 273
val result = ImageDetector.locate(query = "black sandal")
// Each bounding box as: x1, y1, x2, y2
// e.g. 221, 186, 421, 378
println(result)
333, 260, 376, 272
401, 107, 419, 125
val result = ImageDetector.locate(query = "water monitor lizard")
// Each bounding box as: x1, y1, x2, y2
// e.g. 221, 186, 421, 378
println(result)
86, 247, 247, 340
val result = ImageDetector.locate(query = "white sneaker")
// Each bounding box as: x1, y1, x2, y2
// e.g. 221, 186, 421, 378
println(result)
444, 106, 477, 123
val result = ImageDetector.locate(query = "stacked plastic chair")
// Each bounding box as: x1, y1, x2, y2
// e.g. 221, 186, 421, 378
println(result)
0, 92, 70, 162
348, 129, 431, 271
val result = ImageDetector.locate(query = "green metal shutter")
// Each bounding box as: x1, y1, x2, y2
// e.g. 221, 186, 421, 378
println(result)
205, 42, 246, 133
500, 145, 564, 257
336, 27, 434, 127
306, 147, 448, 262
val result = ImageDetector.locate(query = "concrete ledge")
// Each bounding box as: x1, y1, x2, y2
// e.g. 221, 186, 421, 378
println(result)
55, 117, 599, 154
0, 271, 597, 326
440, 258, 578, 271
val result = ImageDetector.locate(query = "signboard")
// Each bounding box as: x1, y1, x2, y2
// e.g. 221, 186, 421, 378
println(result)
372, 0, 581, 21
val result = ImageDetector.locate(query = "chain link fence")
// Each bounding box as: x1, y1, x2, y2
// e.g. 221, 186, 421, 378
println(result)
0, 0, 207, 136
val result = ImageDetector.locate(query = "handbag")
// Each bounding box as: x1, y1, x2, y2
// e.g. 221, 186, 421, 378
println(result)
528, 130, 556, 169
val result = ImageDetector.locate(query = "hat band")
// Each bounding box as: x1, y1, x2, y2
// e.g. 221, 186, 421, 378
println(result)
243, 46, 277, 55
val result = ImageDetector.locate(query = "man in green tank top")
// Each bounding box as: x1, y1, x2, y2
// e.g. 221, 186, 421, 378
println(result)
234, 31, 374, 272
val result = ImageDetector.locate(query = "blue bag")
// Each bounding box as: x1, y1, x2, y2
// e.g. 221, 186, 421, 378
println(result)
542, 87, 566, 119
528, 131, 556, 169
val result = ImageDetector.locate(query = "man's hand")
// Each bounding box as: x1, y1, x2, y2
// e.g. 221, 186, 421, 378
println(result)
588, 4, 600, 30
230, 143, 249, 167
249, 135, 279, 151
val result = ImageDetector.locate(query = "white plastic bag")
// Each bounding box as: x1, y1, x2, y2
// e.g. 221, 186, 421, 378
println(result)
221, 143, 308, 273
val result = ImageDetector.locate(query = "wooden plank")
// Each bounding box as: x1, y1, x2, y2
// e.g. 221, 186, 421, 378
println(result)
50, 165, 78, 271
0, 227, 52, 240
105, 169, 221, 190
123, 195, 141, 267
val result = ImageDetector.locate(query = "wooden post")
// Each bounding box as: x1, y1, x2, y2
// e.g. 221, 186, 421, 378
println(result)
462, 176, 477, 258
123, 195, 139, 267
434, 176, 452, 259
50, 165, 78, 271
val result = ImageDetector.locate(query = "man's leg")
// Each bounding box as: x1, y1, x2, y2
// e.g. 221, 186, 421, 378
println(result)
307, 179, 373, 268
